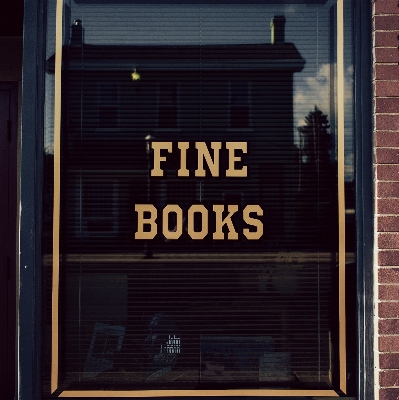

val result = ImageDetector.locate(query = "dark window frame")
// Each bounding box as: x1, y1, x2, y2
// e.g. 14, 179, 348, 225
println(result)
19, 0, 374, 399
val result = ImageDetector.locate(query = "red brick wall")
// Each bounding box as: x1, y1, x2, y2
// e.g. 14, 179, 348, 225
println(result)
375, 1, 399, 399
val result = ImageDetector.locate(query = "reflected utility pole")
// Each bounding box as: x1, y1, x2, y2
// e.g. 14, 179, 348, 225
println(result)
144, 134, 154, 258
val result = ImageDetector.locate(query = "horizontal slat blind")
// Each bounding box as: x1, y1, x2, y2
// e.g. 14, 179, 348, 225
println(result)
41, 0, 355, 394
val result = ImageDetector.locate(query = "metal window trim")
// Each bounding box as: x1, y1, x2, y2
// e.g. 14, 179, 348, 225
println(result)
19, 0, 46, 399
353, 0, 374, 399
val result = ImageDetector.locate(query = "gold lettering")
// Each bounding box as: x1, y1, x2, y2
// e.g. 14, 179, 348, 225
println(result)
162, 205, 183, 240
195, 142, 222, 177
243, 205, 263, 240
225, 142, 248, 177
135, 204, 157, 239
151, 142, 172, 177
187, 204, 208, 240
177, 142, 190, 177
213, 204, 239, 240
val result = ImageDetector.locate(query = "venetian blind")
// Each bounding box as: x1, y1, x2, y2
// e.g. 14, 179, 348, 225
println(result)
42, 0, 356, 394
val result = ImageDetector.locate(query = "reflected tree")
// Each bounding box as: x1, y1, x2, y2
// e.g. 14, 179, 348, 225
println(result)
298, 106, 332, 171
297, 106, 336, 251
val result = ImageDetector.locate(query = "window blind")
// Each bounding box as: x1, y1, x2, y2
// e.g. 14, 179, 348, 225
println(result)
42, 0, 356, 395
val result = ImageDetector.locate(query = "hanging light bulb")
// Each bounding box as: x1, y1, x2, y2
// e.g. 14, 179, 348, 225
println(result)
131, 68, 141, 81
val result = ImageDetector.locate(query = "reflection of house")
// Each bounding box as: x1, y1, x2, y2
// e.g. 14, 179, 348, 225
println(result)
48, 16, 308, 253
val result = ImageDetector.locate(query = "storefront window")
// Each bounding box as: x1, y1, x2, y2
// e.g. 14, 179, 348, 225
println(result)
42, 0, 355, 396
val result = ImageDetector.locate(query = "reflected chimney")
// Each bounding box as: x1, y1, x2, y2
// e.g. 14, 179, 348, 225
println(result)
70, 20, 83, 46
271, 15, 286, 44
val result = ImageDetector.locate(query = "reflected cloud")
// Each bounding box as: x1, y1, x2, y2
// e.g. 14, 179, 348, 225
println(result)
294, 63, 331, 132
284, 5, 298, 14
345, 153, 354, 180
294, 63, 354, 180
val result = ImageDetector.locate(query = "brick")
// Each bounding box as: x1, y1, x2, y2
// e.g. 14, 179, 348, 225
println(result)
376, 81, 399, 97
376, 115, 399, 131
378, 199, 399, 214
376, 48, 399, 63
380, 370, 399, 386
379, 302, 399, 318
375, 0, 399, 15
376, 31, 399, 47
377, 98, 399, 114
381, 353, 399, 369
376, 65, 399, 81
380, 319, 399, 334
376, 132, 399, 147
380, 336, 399, 352
377, 165, 399, 181
379, 233, 399, 248
380, 268, 399, 283
380, 285, 399, 300
379, 250, 399, 266
375, 15, 399, 31
379, 183, 399, 198
380, 388, 399, 400
376, 148, 399, 164
379, 217, 399, 232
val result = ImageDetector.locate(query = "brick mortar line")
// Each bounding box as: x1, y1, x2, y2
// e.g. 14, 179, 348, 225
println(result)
378, 335, 399, 337
379, 368, 399, 370
379, 386, 399, 389
376, 300, 399, 302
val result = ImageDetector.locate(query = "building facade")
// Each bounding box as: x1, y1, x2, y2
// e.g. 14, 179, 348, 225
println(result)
2, 0, 397, 399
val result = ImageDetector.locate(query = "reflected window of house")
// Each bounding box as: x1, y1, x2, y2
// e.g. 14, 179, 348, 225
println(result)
98, 82, 118, 128
81, 180, 119, 236
158, 83, 178, 128
230, 82, 250, 128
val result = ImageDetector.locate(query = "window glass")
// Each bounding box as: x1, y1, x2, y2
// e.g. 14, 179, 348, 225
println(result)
42, 0, 355, 396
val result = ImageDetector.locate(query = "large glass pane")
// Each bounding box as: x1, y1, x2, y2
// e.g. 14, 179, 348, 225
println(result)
42, 0, 355, 395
